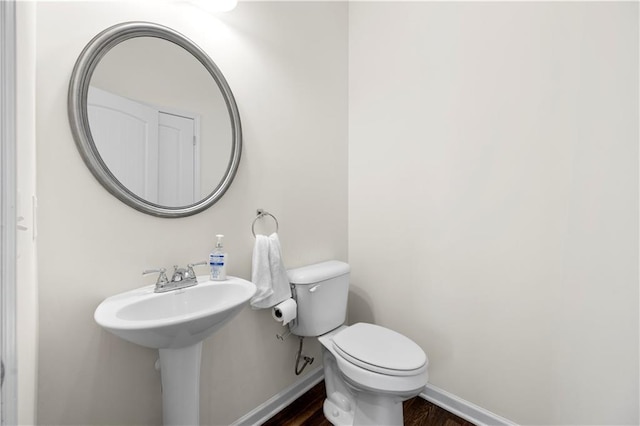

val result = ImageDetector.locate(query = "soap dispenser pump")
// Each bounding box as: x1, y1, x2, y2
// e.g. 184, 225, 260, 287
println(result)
209, 234, 227, 281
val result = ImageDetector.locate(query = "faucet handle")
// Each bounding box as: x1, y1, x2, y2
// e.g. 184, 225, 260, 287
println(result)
186, 261, 208, 279
142, 268, 169, 285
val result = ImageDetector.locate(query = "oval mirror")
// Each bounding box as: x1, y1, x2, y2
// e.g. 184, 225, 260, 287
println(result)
68, 22, 242, 218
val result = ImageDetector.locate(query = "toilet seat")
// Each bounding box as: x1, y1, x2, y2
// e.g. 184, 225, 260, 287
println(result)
319, 324, 429, 395
332, 323, 427, 376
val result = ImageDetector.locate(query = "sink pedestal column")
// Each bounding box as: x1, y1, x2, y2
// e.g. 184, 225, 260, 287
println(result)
159, 342, 203, 426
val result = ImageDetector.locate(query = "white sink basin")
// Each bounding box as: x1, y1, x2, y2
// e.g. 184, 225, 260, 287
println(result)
94, 276, 256, 349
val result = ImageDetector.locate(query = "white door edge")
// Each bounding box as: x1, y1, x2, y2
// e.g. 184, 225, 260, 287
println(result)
0, 1, 18, 424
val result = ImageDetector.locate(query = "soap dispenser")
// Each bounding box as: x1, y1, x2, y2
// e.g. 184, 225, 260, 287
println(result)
209, 234, 227, 281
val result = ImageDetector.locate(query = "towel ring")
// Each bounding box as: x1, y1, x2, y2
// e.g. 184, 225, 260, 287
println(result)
252, 209, 279, 237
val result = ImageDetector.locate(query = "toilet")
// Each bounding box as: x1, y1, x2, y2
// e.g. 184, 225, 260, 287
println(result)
287, 260, 428, 426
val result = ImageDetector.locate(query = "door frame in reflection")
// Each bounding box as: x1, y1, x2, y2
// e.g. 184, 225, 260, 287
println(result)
88, 86, 201, 206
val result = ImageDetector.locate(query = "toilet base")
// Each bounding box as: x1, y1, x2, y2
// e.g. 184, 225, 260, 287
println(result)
323, 390, 404, 426
324, 398, 354, 426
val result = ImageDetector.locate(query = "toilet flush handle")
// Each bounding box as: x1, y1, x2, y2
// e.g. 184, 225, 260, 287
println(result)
309, 284, 321, 293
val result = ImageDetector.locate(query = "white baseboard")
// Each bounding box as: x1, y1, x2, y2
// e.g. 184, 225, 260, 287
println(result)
230, 367, 324, 426
421, 384, 517, 426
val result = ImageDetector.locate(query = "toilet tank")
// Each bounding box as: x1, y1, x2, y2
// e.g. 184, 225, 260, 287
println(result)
288, 260, 350, 337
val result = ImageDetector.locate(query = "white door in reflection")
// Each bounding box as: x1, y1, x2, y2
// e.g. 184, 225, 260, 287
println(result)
88, 86, 200, 206
157, 112, 199, 206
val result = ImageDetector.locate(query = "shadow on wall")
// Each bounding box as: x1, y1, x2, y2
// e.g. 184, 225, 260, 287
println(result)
347, 285, 375, 325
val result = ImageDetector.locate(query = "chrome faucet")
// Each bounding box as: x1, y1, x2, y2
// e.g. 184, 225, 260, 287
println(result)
143, 261, 207, 293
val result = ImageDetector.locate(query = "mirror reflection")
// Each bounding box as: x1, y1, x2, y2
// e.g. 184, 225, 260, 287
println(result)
87, 37, 232, 207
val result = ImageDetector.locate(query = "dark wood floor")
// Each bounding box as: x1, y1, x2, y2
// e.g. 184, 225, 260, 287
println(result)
262, 381, 475, 426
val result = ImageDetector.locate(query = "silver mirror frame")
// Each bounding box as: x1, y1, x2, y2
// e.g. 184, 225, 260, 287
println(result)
68, 21, 242, 218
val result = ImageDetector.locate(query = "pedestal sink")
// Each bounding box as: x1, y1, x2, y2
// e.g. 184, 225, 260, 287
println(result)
94, 276, 256, 426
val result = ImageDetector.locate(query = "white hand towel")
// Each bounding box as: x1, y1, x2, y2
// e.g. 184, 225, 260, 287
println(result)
250, 235, 274, 307
266, 233, 291, 304
250, 233, 292, 309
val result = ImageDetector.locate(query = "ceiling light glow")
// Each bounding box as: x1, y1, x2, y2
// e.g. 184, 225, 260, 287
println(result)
186, 0, 238, 13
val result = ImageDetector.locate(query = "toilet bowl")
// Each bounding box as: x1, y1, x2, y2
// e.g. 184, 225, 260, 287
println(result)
287, 261, 429, 426
318, 324, 428, 426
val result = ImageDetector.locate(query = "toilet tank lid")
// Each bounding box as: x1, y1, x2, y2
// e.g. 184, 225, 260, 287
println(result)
287, 260, 350, 285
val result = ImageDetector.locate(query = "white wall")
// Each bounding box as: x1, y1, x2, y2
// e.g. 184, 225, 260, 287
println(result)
35, 1, 347, 424
349, 2, 638, 425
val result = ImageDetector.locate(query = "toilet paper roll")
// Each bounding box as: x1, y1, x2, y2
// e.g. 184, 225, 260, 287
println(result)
272, 298, 297, 326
